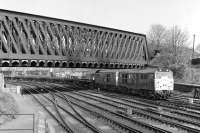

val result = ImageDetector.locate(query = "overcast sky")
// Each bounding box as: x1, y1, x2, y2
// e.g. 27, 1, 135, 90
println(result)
0, 0, 200, 46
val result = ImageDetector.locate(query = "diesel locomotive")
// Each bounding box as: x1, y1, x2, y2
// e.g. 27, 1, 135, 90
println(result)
94, 68, 174, 99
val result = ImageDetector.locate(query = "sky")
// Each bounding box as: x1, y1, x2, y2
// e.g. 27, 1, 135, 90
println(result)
0, 0, 200, 47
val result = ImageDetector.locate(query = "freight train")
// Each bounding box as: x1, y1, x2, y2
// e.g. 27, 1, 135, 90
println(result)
2, 67, 174, 99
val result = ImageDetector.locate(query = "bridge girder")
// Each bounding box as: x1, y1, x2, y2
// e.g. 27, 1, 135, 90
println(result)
0, 9, 149, 68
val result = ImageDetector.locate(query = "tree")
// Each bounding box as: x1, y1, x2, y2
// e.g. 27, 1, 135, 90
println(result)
147, 24, 167, 50
147, 25, 189, 65
165, 25, 189, 64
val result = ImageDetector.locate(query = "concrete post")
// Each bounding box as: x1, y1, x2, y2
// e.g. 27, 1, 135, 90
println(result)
0, 73, 5, 91
37, 111, 46, 133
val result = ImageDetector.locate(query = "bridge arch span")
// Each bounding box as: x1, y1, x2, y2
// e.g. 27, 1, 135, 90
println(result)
99, 63, 104, 68
75, 63, 81, 68
2, 61, 9, 67
30, 60, 37, 67
21, 60, 28, 67
119, 64, 123, 69
94, 63, 98, 68
39, 61, 45, 67
12, 60, 20, 67
47, 61, 53, 67
88, 63, 93, 68
82, 63, 87, 68
114, 64, 118, 68
69, 62, 74, 68
62, 62, 67, 67
55, 61, 60, 67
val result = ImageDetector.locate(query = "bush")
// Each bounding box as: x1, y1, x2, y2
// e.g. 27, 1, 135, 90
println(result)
169, 64, 186, 79
150, 54, 176, 67
183, 67, 200, 84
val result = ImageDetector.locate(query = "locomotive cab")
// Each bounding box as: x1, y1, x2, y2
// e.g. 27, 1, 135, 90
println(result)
154, 68, 174, 99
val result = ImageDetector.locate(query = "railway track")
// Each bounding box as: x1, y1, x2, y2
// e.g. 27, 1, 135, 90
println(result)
78, 91, 200, 125
32, 82, 170, 133
54, 93, 170, 133
30, 81, 200, 133
168, 94, 200, 105
55, 92, 144, 133
68, 91, 200, 133
91, 90, 200, 121
24, 85, 75, 133
14, 82, 106, 133
43, 92, 105, 133
11, 81, 144, 133
8, 80, 200, 133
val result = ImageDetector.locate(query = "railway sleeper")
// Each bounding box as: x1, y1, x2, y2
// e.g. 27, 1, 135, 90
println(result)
86, 90, 200, 122
64, 94, 170, 133
68, 92, 200, 133
77, 91, 200, 130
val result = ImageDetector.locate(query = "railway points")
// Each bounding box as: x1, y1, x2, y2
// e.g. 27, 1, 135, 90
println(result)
4, 78, 200, 133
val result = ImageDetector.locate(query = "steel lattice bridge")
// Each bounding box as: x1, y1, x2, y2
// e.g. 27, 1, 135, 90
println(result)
0, 9, 149, 68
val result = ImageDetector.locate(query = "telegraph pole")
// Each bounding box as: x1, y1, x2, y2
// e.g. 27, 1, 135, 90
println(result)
192, 34, 195, 58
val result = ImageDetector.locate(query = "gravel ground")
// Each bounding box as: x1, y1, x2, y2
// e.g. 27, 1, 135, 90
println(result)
0, 93, 39, 133
0, 90, 118, 133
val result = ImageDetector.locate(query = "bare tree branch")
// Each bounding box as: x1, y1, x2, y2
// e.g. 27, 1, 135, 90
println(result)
147, 24, 167, 50
148, 24, 189, 66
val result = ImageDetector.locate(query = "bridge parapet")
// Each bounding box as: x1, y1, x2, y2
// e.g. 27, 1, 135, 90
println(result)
0, 9, 149, 68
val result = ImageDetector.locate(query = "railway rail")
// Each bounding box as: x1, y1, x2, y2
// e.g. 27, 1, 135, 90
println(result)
30, 82, 169, 133
24, 85, 75, 133
19, 83, 108, 133
11, 81, 144, 133
7, 79, 200, 133
77, 91, 200, 125
90, 90, 200, 121
67, 91, 200, 133
43, 92, 105, 133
